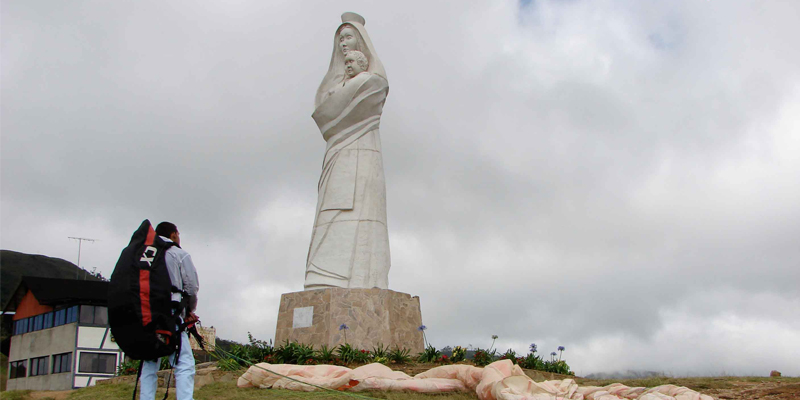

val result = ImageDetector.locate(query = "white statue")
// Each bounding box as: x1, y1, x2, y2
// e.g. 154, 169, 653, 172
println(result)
304, 12, 391, 290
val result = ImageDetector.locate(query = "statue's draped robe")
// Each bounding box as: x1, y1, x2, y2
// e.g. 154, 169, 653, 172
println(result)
305, 72, 390, 290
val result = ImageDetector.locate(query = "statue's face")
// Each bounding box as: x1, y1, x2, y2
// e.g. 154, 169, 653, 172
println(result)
344, 53, 365, 78
339, 27, 358, 54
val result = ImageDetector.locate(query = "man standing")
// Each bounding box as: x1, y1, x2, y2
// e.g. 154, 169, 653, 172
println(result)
140, 222, 200, 400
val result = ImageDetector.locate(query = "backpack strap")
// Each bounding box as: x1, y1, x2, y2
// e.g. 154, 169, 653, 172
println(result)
161, 325, 184, 400
170, 286, 190, 326
131, 360, 143, 400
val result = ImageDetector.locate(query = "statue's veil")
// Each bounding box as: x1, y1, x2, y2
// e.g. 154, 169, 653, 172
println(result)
315, 12, 388, 108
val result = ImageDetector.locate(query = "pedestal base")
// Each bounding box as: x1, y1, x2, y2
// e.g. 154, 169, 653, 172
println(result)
274, 288, 424, 353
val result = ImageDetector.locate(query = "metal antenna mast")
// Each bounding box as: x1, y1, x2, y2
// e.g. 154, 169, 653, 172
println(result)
68, 237, 96, 279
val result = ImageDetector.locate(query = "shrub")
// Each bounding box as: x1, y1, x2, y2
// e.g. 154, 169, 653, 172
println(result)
353, 349, 372, 364
116, 359, 140, 376
388, 346, 412, 364
542, 360, 574, 375
519, 352, 544, 370
417, 345, 442, 363
372, 343, 389, 359
293, 342, 316, 365
336, 343, 359, 363
472, 348, 496, 367
217, 357, 242, 371
451, 346, 467, 363
500, 348, 518, 365
315, 344, 335, 364
273, 340, 300, 364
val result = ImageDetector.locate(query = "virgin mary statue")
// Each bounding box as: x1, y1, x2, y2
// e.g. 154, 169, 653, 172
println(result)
304, 12, 391, 290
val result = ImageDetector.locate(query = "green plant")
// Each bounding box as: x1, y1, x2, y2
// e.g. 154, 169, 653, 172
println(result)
293, 342, 316, 365
353, 349, 372, 363
472, 348, 496, 367
217, 357, 242, 371
372, 343, 389, 359
273, 340, 294, 364
519, 352, 544, 370
542, 360, 573, 375
374, 355, 389, 364
116, 359, 141, 376
488, 335, 498, 353
417, 345, 441, 363
451, 346, 466, 363
336, 343, 359, 363
388, 346, 412, 364
500, 348, 518, 365
315, 344, 335, 363
246, 333, 275, 363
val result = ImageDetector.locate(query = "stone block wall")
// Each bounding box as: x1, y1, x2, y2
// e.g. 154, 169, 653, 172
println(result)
274, 288, 424, 354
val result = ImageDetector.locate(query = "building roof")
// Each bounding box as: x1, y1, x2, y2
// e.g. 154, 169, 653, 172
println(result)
2, 276, 109, 312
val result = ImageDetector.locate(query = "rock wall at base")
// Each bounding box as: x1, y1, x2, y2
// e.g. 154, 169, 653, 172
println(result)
274, 288, 424, 353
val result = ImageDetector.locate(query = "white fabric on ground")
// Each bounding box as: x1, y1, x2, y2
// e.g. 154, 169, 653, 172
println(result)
237, 360, 715, 400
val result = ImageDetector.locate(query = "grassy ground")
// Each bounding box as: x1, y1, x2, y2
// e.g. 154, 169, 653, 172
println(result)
577, 375, 800, 392
4, 381, 480, 400
5, 374, 799, 399
1, 352, 7, 391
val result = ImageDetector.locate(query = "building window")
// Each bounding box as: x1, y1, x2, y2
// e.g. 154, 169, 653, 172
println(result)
79, 305, 108, 325
42, 312, 54, 329
53, 353, 72, 374
30, 356, 48, 376
78, 352, 116, 374
9, 360, 27, 379
54, 308, 66, 326
66, 305, 79, 324
33, 314, 44, 331
12, 311, 63, 335
13, 318, 28, 335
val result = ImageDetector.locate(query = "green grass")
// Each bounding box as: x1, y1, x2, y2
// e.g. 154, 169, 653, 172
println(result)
6, 374, 799, 400
3, 381, 480, 400
2, 390, 34, 400
1, 352, 7, 391
577, 375, 800, 392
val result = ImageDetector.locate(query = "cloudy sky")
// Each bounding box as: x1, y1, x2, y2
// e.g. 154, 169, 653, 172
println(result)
2, 0, 799, 377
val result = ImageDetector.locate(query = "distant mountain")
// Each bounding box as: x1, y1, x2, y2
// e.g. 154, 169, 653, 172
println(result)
584, 370, 667, 380
0, 250, 102, 308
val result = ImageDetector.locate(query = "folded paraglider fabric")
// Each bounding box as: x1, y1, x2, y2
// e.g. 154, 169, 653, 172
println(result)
237, 360, 714, 400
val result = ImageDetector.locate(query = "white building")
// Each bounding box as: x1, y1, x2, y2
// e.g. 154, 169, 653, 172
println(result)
3, 277, 123, 390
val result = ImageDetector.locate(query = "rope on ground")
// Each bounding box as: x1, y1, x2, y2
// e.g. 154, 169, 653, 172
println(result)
211, 346, 382, 400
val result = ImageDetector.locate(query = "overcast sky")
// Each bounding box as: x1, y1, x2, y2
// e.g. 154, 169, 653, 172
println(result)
2, 0, 799, 377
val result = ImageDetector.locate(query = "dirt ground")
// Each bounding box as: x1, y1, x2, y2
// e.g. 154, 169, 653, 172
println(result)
27, 390, 74, 400
703, 380, 800, 400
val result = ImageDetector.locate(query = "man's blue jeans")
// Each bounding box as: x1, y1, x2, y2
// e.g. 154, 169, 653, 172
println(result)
140, 330, 195, 400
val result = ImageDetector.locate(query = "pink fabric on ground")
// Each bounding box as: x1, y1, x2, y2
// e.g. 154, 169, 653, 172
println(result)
351, 363, 413, 381
236, 363, 352, 389
237, 360, 715, 400
352, 377, 467, 392
414, 364, 484, 390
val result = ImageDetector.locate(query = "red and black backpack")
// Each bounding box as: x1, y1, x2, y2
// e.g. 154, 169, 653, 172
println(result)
108, 219, 187, 360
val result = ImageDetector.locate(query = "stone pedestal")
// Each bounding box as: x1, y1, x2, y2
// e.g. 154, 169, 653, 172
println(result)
274, 288, 424, 353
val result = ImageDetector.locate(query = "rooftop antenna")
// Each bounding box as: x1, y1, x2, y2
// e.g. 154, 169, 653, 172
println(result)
68, 237, 96, 279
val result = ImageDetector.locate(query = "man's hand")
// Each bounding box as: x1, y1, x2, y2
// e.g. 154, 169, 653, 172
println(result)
184, 312, 199, 325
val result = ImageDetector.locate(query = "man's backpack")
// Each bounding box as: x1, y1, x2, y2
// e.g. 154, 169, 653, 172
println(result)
108, 219, 187, 360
